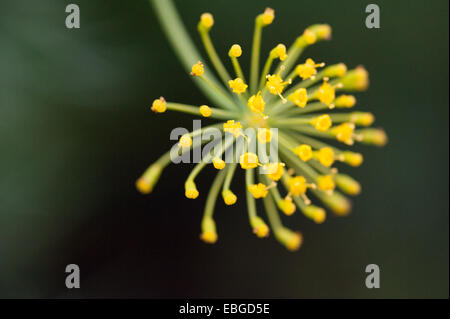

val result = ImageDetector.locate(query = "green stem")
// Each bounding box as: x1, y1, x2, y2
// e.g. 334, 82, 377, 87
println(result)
166, 102, 235, 119
150, 0, 234, 111
204, 169, 227, 218
199, 30, 232, 85
249, 21, 262, 93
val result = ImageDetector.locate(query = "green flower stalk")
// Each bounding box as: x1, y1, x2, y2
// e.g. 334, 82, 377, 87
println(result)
138, 0, 387, 251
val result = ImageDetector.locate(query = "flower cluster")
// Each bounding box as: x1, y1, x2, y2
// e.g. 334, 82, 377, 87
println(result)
138, 5, 387, 251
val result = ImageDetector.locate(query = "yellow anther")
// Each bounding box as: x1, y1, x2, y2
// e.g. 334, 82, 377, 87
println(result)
303, 205, 326, 224
250, 216, 270, 238
248, 91, 266, 116
278, 197, 296, 216
359, 129, 388, 146
334, 95, 356, 108
248, 183, 269, 198
317, 78, 336, 107
293, 144, 313, 162
199, 105, 212, 117
240, 152, 259, 169
228, 44, 242, 58
266, 70, 291, 101
289, 88, 308, 108
190, 61, 204, 76
273, 44, 288, 61
340, 66, 369, 91
185, 180, 199, 199
302, 29, 317, 44
222, 189, 237, 205
310, 114, 332, 132
212, 157, 226, 170
228, 78, 248, 94
178, 134, 192, 148
261, 7, 275, 25
200, 13, 214, 30
223, 120, 243, 137
151, 97, 166, 113
315, 147, 335, 167
288, 176, 308, 196
332, 122, 355, 145
257, 128, 272, 144
266, 162, 285, 181
200, 217, 217, 244
342, 151, 364, 167
350, 112, 375, 126
334, 174, 361, 195
295, 58, 324, 80
317, 175, 335, 193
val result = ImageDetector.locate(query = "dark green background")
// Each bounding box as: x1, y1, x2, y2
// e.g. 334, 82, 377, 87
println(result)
0, 0, 448, 298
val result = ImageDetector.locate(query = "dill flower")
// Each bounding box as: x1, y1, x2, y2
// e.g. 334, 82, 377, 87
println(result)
142, 0, 387, 251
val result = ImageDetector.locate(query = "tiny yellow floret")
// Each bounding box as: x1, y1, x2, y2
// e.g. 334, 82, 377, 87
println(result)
257, 128, 272, 144
178, 134, 192, 148
293, 144, 313, 162
200, 13, 214, 29
295, 58, 324, 80
250, 216, 270, 238
317, 175, 335, 193
350, 112, 375, 126
289, 176, 308, 196
185, 180, 199, 199
229, 44, 242, 58
151, 97, 166, 113
228, 78, 248, 94
311, 114, 332, 132
289, 88, 308, 108
200, 217, 217, 244
266, 72, 291, 97
190, 61, 204, 76
332, 122, 355, 145
334, 95, 356, 108
278, 197, 296, 216
273, 44, 288, 61
315, 147, 335, 167
303, 205, 327, 224
212, 157, 226, 170
240, 152, 259, 169
223, 120, 243, 137
248, 91, 266, 115
266, 162, 284, 181
222, 189, 237, 205
317, 78, 336, 107
261, 7, 275, 25
342, 151, 364, 167
248, 183, 269, 199
199, 105, 211, 117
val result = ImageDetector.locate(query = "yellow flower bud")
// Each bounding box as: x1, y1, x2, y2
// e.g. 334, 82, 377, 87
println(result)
334, 174, 361, 195
199, 105, 212, 117
222, 189, 237, 205
311, 114, 332, 132
190, 61, 204, 76
293, 144, 313, 162
278, 197, 296, 216
228, 44, 242, 58
250, 216, 270, 238
212, 157, 226, 170
185, 180, 199, 199
151, 97, 166, 113
200, 217, 217, 244
240, 152, 259, 169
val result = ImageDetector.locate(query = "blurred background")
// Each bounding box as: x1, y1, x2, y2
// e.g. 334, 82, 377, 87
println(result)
0, 0, 448, 298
